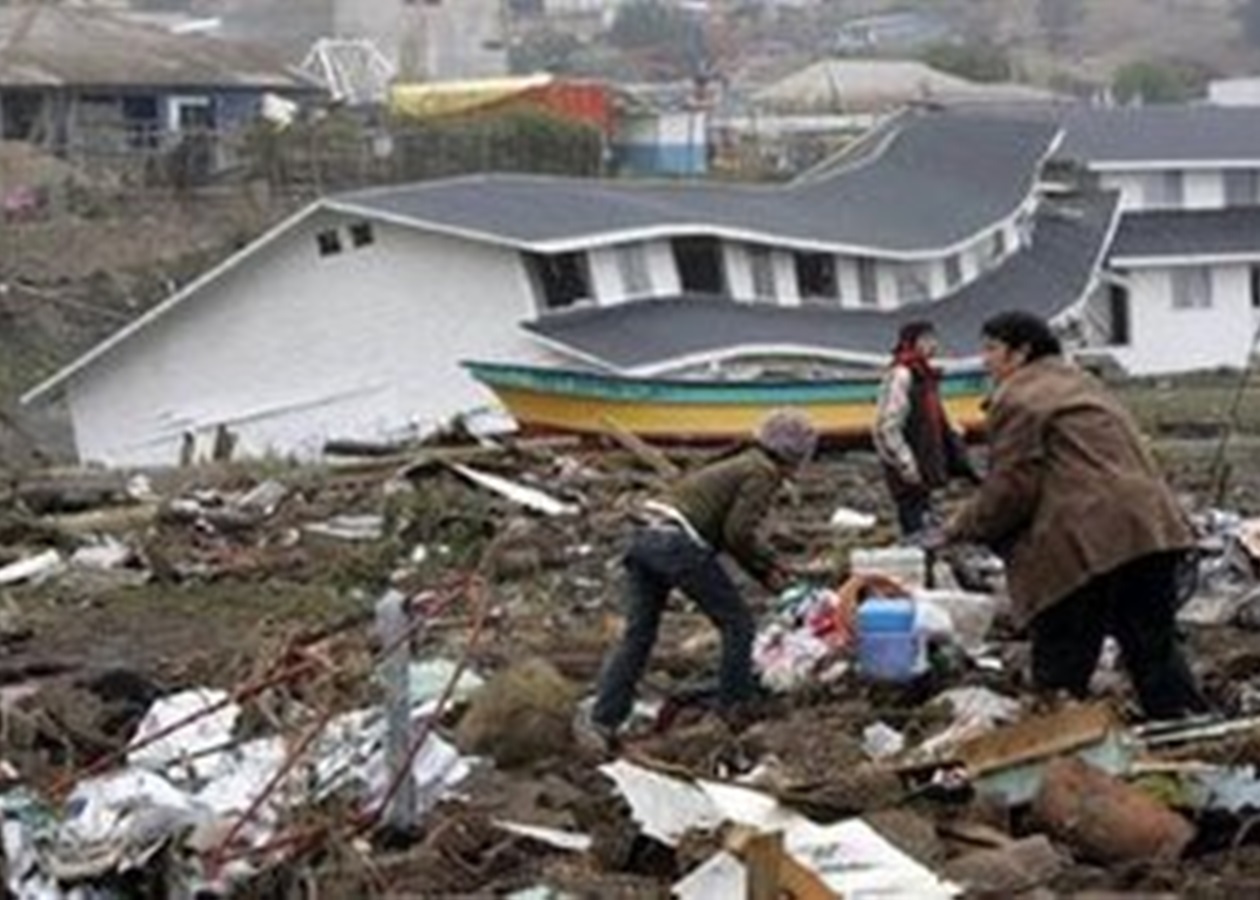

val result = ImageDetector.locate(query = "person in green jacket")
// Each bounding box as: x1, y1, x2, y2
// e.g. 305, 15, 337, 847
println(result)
584, 409, 819, 747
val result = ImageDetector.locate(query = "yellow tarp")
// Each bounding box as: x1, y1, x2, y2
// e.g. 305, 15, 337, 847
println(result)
389, 75, 554, 119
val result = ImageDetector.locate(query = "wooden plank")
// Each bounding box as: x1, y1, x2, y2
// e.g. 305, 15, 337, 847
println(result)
599, 416, 682, 478
957, 704, 1118, 777
727, 826, 839, 900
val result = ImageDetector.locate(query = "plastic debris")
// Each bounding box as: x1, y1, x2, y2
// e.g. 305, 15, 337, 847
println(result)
0, 551, 64, 587
608, 761, 959, 899
128, 688, 241, 782
494, 821, 592, 852
69, 539, 133, 572
448, 464, 578, 517
0, 683, 471, 898
407, 659, 485, 711
863, 722, 907, 760
830, 506, 878, 531
302, 514, 385, 542
235, 480, 289, 517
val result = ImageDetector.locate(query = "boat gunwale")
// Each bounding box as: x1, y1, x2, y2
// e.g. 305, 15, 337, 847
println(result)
463, 360, 990, 406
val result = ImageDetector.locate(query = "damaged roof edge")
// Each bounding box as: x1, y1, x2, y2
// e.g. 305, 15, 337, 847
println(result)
21, 203, 326, 407
326, 192, 1040, 262
522, 191, 1120, 371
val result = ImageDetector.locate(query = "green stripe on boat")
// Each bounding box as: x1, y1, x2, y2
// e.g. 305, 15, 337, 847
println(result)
463, 362, 990, 406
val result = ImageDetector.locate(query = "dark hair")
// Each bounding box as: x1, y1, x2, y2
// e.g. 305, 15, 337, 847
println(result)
894, 320, 935, 352
981, 311, 1061, 361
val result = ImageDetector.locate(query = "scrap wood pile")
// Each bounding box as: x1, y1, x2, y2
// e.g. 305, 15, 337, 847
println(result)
5, 436, 1260, 896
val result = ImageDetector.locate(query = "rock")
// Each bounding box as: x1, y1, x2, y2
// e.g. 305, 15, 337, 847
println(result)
865, 809, 945, 866
942, 835, 1066, 895
1032, 758, 1195, 864
455, 658, 580, 768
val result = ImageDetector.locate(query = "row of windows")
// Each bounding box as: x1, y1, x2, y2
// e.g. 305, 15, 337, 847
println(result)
1141, 169, 1260, 208
1166, 265, 1260, 311
316, 222, 375, 257
525, 239, 992, 312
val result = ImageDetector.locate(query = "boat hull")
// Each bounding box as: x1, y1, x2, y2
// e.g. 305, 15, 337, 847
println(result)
465, 362, 990, 442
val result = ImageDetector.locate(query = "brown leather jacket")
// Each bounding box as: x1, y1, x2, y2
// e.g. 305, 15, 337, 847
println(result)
946, 357, 1193, 626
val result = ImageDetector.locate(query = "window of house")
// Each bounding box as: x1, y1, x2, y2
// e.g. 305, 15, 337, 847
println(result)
524, 251, 593, 312
894, 262, 932, 304
349, 222, 375, 248
944, 254, 963, 289
1171, 266, 1212, 310
977, 229, 1006, 271
672, 237, 726, 295
857, 257, 879, 307
1108, 284, 1131, 346
316, 229, 343, 257
615, 244, 652, 297
747, 245, 777, 299
794, 252, 839, 304
1226, 170, 1260, 207
1145, 170, 1185, 208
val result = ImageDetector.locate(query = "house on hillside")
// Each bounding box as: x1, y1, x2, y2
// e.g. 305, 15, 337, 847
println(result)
730, 60, 1059, 173
23, 111, 1117, 466
1056, 106, 1260, 375
751, 60, 1057, 118
0, 6, 320, 169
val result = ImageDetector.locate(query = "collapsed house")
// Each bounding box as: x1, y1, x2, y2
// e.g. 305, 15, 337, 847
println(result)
22, 111, 1119, 466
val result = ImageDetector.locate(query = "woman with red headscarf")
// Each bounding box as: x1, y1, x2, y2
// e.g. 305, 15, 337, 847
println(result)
873, 321, 980, 536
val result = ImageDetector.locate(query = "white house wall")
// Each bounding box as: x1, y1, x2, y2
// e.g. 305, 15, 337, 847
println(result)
1098, 172, 1151, 212
1111, 264, 1255, 375
64, 214, 546, 467
586, 246, 623, 302
1184, 170, 1224, 209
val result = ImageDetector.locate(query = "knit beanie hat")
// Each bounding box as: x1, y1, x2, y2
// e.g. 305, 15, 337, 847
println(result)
755, 409, 818, 467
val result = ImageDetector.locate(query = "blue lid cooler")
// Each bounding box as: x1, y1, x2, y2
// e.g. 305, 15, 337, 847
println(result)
857, 598, 922, 683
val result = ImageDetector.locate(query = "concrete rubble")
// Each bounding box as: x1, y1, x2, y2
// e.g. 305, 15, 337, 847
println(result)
0, 436, 1259, 896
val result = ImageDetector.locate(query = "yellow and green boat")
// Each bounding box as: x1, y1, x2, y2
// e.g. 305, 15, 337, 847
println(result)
465, 361, 990, 443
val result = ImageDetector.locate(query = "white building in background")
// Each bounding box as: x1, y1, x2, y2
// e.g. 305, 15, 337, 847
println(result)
1058, 106, 1260, 375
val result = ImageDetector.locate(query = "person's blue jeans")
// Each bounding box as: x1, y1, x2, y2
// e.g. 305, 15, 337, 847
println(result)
592, 527, 757, 730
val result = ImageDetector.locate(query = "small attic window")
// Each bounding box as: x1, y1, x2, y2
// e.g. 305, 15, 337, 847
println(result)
350, 222, 375, 248
317, 229, 343, 257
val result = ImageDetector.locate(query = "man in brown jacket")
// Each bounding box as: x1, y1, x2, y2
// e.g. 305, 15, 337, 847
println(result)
939, 311, 1207, 720
584, 410, 818, 748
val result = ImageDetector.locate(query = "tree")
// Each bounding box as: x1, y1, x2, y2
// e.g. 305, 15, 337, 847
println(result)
921, 40, 1014, 83
1112, 59, 1212, 105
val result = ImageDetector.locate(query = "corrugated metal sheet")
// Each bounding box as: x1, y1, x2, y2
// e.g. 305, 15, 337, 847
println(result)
0, 6, 319, 90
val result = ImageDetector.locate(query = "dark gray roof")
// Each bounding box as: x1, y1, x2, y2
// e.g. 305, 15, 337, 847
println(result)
525, 192, 1118, 371
1109, 207, 1260, 260
1057, 106, 1260, 165
333, 113, 1058, 254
